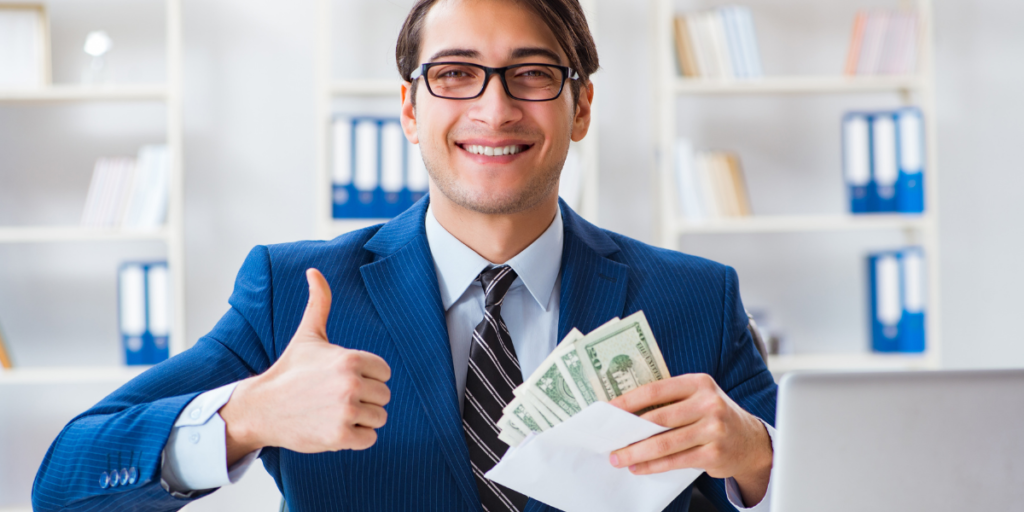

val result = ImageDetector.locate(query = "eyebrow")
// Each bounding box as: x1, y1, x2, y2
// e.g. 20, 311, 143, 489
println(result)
427, 47, 564, 65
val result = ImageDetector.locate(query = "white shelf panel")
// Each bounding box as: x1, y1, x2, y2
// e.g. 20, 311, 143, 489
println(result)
674, 75, 924, 95
769, 352, 932, 375
331, 79, 404, 96
675, 214, 928, 234
0, 84, 168, 103
0, 366, 149, 385
326, 218, 389, 239
0, 226, 169, 243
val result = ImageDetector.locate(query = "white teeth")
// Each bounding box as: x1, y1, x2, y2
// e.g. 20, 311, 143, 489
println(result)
465, 144, 523, 156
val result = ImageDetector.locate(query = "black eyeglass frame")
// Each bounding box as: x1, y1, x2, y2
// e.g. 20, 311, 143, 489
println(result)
409, 61, 579, 102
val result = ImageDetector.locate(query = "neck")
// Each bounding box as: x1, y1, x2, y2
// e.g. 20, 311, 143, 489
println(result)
429, 188, 559, 264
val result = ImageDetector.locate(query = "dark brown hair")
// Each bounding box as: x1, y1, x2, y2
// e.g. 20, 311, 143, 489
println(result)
395, 0, 599, 104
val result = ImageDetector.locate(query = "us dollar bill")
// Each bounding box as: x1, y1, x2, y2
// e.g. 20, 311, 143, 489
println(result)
572, 311, 671, 402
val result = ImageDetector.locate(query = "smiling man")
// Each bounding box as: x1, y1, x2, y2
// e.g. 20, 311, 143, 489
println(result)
33, 1, 777, 511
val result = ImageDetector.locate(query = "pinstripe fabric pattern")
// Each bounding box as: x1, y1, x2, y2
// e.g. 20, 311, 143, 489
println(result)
32, 196, 776, 512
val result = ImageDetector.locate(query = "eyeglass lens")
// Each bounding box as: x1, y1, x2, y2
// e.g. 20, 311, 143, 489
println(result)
426, 64, 565, 100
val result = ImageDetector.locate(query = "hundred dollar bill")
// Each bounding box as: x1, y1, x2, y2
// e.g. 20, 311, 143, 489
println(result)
572, 310, 671, 402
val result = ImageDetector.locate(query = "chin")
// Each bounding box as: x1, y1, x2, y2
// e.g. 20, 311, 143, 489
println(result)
443, 183, 553, 215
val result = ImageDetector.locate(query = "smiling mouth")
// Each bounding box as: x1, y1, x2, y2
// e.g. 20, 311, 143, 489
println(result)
457, 143, 533, 156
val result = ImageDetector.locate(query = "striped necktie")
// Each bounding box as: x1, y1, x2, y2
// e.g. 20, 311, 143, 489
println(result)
462, 265, 529, 511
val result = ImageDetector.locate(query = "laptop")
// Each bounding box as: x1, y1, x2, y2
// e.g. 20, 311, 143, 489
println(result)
771, 369, 1024, 511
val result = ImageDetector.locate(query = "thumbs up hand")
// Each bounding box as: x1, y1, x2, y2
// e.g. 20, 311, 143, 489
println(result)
221, 269, 391, 464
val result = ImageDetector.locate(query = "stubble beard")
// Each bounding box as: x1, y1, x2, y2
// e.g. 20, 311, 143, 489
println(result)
421, 134, 567, 215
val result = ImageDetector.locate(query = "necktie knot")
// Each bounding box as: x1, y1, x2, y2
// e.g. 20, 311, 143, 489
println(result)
478, 265, 518, 308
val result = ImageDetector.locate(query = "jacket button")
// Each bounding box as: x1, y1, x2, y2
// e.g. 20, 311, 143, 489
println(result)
110, 470, 121, 487
120, 468, 129, 485
99, 471, 110, 489
128, 467, 138, 485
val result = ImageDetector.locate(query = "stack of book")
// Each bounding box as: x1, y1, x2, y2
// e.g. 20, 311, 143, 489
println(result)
675, 139, 752, 221
844, 10, 919, 76
332, 116, 430, 219
842, 107, 924, 214
80, 145, 170, 229
868, 247, 926, 353
673, 6, 762, 80
118, 261, 170, 365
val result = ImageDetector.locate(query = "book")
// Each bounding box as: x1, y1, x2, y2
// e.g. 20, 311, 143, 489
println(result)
0, 4, 50, 87
673, 16, 698, 77
846, 10, 919, 75
80, 147, 169, 229
0, 315, 13, 369
674, 140, 752, 220
673, 7, 762, 80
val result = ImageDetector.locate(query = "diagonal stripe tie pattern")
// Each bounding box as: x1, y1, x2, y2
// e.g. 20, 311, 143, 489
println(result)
463, 265, 529, 511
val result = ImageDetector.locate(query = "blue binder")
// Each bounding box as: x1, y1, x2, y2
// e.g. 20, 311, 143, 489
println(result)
870, 113, 898, 212
896, 107, 925, 213
868, 248, 926, 353
842, 113, 871, 213
869, 251, 902, 352
332, 116, 409, 219
378, 120, 407, 218
898, 248, 926, 352
331, 115, 356, 219
118, 261, 170, 365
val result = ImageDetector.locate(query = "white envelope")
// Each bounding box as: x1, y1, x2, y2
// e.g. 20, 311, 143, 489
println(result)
485, 402, 704, 512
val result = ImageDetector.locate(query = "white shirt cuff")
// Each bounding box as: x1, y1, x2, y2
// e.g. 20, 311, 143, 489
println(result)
160, 382, 262, 494
724, 420, 776, 511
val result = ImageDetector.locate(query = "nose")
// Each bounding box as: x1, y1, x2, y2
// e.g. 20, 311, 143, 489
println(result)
467, 72, 522, 129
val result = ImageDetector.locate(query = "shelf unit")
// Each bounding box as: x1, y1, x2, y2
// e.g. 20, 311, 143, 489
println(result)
313, 0, 601, 241
653, 0, 941, 375
0, 0, 186, 381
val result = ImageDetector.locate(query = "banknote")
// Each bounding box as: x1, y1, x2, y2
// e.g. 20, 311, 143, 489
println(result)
497, 311, 670, 447
573, 311, 671, 402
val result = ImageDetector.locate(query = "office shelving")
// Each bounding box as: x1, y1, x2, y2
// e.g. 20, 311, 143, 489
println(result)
0, 0, 186, 383
313, 0, 601, 241
653, 0, 941, 376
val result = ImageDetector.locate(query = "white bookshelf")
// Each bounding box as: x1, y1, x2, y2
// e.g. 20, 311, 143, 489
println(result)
653, 0, 942, 375
313, 0, 602, 241
0, 0, 187, 378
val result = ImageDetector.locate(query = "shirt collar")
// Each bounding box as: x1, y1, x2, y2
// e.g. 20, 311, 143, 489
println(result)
425, 205, 563, 312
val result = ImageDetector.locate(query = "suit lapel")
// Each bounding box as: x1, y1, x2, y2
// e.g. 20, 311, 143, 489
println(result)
556, 202, 630, 342
361, 199, 481, 510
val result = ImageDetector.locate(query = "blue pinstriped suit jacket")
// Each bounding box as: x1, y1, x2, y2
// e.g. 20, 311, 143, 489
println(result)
33, 197, 777, 512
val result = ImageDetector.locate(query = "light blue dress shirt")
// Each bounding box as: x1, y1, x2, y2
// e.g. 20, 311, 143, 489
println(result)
160, 205, 773, 510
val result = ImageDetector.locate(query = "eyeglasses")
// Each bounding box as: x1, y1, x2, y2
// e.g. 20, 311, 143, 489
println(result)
409, 62, 579, 102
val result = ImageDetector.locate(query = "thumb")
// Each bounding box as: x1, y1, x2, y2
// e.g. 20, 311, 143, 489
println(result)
294, 268, 332, 343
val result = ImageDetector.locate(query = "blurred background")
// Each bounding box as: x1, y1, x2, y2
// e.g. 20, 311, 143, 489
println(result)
0, 0, 1021, 510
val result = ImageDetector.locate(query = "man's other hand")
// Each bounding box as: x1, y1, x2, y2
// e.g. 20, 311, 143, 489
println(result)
221, 268, 392, 465
607, 373, 772, 506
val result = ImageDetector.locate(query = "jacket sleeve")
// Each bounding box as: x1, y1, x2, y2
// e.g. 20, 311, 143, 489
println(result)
693, 265, 778, 512
31, 246, 278, 512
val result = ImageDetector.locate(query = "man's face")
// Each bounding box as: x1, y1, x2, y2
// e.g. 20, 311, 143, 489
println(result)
401, 0, 592, 215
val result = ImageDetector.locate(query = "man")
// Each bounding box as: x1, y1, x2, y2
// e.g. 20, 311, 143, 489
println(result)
32, 0, 777, 510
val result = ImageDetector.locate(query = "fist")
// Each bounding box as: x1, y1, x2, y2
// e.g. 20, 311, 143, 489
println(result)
222, 269, 392, 460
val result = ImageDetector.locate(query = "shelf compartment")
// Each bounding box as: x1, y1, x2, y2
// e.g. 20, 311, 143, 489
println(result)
768, 352, 933, 376
674, 214, 928, 234
0, 226, 169, 244
0, 366, 149, 385
0, 85, 169, 103
331, 79, 404, 96
675, 75, 925, 95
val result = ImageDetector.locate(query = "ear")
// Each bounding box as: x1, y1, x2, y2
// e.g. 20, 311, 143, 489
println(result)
401, 82, 419, 144
570, 80, 594, 142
